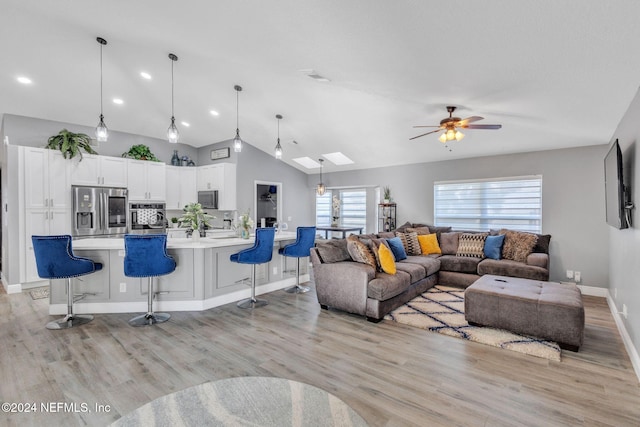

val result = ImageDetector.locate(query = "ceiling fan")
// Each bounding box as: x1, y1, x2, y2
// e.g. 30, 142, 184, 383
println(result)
410, 106, 502, 143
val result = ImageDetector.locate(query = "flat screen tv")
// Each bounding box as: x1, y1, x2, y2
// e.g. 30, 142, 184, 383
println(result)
604, 140, 627, 229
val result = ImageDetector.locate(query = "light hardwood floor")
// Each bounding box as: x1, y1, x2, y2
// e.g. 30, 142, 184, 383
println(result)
1, 282, 639, 427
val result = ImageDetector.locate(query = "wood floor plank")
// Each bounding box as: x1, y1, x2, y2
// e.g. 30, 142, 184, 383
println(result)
1, 283, 639, 427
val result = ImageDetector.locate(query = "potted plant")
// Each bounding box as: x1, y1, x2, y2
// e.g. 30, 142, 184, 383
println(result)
178, 203, 214, 238
170, 217, 179, 228
383, 185, 392, 203
238, 209, 254, 239
45, 128, 98, 160
122, 144, 160, 161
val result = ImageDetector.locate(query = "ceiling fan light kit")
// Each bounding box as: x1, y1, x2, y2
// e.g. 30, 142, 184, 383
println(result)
411, 105, 501, 143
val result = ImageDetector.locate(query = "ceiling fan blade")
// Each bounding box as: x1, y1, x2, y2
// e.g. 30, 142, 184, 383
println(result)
413, 125, 441, 128
456, 116, 484, 126
465, 124, 502, 130
409, 129, 441, 140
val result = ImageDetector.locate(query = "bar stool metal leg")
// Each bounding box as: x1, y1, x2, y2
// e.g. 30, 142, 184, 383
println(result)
237, 265, 268, 309
284, 258, 310, 293
46, 278, 94, 330
129, 277, 171, 326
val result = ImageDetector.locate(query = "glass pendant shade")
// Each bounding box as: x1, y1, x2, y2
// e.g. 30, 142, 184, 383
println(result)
274, 114, 283, 159
316, 183, 326, 196
167, 116, 179, 143
233, 130, 242, 152
233, 85, 243, 153
95, 114, 108, 142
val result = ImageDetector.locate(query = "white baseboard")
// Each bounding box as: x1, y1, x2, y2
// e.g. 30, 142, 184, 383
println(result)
605, 291, 640, 383
577, 284, 609, 297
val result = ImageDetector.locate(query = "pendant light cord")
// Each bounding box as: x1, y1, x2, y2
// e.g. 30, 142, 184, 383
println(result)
99, 42, 103, 116
236, 89, 239, 133
171, 58, 174, 118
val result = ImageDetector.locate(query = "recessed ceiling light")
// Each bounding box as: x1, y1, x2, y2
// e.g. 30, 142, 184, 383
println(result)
181, 121, 190, 127
140, 71, 152, 80
209, 110, 219, 116
323, 152, 354, 165
17, 76, 32, 85
293, 157, 321, 169
113, 98, 124, 105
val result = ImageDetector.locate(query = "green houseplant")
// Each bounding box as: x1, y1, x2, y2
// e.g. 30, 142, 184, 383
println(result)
383, 185, 392, 203
46, 129, 98, 160
122, 144, 160, 161
178, 203, 214, 237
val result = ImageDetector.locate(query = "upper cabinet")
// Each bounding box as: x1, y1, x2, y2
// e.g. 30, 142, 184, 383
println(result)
127, 160, 166, 201
166, 166, 197, 209
70, 154, 128, 187
23, 147, 70, 210
197, 163, 236, 210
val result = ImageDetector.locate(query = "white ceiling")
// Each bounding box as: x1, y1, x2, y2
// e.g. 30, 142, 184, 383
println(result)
2, 0, 640, 174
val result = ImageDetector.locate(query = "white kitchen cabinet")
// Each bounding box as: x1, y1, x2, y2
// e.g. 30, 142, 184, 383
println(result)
166, 166, 197, 209
70, 154, 127, 187
23, 147, 71, 283
127, 160, 166, 201
196, 163, 236, 210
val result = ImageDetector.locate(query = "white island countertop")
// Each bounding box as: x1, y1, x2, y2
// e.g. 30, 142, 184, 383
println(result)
72, 231, 298, 250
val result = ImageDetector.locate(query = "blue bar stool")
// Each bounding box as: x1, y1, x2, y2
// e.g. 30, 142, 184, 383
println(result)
124, 234, 176, 326
279, 226, 316, 293
31, 235, 102, 330
230, 227, 275, 309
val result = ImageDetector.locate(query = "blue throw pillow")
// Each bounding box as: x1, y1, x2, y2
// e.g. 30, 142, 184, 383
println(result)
484, 234, 505, 260
386, 237, 407, 261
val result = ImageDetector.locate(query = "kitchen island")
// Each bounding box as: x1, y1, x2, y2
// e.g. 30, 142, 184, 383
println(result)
48, 231, 308, 315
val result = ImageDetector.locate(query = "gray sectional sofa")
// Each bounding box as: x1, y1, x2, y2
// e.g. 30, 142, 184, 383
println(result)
310, 224, 551, 322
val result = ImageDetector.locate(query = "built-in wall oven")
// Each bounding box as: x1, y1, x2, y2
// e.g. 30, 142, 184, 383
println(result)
72, 186, 128, 237
129, 203, 167, 234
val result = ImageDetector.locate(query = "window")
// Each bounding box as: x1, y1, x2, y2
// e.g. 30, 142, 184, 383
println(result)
316, 188, 367, 232
434, 176, 542, 233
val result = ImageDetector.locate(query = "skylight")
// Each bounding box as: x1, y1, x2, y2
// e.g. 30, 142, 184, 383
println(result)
323, 152, 353, 165
293, 157, 321, 169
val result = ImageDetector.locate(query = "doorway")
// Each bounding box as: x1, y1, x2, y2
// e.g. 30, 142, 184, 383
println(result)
254, 181, 282, 228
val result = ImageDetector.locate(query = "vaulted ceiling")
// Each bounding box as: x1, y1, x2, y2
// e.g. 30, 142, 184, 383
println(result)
2, 1, 640, 173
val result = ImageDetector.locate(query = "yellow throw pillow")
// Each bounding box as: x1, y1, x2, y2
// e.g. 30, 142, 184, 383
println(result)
418, 233, 442, 255
378, 243, 396, 274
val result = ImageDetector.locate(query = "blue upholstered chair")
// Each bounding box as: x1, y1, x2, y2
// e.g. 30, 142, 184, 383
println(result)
124, 234, 176, 326
31, 235, 102, 330
230, 227, 275, 309
279, 226, 316, 293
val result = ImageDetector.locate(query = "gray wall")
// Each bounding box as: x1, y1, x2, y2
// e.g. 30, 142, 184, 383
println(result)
310, 145, 610, 287
608, 86, 640, 359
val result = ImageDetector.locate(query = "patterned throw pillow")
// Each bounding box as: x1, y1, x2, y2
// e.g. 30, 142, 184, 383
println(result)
346, 238, 377, 268
456, 233, 488, 258
395, 231, 421, 256
362, 238, 390, 272
502, 231, 538, 263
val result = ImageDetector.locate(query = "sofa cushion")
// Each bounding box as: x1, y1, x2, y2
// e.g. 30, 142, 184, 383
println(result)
377, 231, 396, 239
394, 221, 413, 233
378, 243, 396, 274
367, 270, 411, 301
396, 231, 421, 256
456, 233, 488, 258
439, 232, 460, 255
533, 234, 551, 254
406, 227, 431, 235
395, 260, 426, 282
346, 237, 377, 268
439, 254, 481, 273
418, 233, 441, 255
314, 239, 351, 263
477, 259, 549, 282
484, 234, 505, 260
387, 237, 407, 261
401, 256, 441, 276
502, 231, 538, 263
362, 238, 391, 272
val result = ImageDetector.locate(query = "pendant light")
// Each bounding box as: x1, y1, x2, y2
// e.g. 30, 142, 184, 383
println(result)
95, 37, 108, 142
233, 85, 243, 152
274, 114, 283, 159
167, 53, 179, 143
316, 158, 326, 195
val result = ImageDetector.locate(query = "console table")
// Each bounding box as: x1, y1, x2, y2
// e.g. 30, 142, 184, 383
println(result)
316, 226, 363, 239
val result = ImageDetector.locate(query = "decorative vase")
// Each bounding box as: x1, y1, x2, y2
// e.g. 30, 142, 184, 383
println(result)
241, 227, 250, 239
191, 230, 200, 241
171, 150, 180, 166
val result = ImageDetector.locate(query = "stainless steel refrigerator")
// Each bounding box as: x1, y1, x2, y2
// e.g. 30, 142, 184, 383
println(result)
72, 186, 128, 237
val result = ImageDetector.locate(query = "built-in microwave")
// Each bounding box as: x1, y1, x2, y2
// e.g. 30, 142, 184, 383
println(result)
197, 190, 218, 209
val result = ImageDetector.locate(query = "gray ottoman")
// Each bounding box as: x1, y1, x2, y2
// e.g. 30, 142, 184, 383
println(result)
465, 275, 585, 351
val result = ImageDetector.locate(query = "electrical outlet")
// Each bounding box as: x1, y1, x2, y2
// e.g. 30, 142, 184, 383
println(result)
287, 216, 292, 221
566, 270, 574, 279
574, 271, 581, 283
120, 282, 126, 293
622, 304, 628, 319
273, 266, 278, 275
